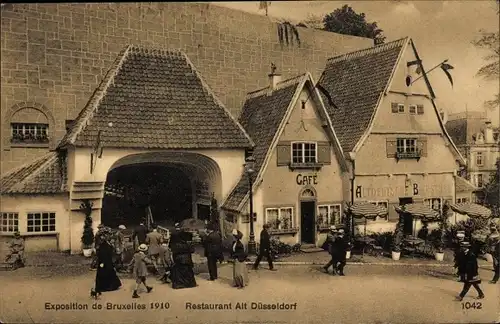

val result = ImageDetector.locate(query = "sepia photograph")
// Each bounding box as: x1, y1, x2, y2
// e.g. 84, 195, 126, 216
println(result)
0, 1, 499, 323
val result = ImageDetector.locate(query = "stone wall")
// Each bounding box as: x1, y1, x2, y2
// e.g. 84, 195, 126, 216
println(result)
0, 2, 371, 173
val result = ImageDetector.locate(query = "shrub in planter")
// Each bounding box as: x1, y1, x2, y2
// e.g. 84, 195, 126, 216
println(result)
80, 200, 94, 250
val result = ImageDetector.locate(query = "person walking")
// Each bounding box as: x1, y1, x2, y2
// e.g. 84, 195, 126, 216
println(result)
133, 222, 148, 251
91, 224, 106, 270
113, 225, 127, 272
253, 224, 276, 271
158, 242, 173, 283
93, 232, 122, 298
203, 223, 224, 281
453, 231, 466, 281
146, 224, 163, 274
323, 226, 337, 274
456, 241, 485, 301
231, 229, 249, 289
169, 226, 197, 289
487, 224, 499, 284
129, 244, 153, 298
332, 228, 348, 276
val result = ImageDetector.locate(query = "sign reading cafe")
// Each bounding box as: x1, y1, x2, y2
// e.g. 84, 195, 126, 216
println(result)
296, 173, 318, 186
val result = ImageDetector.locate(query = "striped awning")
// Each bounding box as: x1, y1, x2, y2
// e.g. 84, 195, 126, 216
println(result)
350, 202, 388, 220
394, 203, 440, 221
450, 203, 491, 218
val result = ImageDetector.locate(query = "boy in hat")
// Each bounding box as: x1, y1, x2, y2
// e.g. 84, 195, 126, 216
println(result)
128, 244, 153, 298
456, 241, 485, 301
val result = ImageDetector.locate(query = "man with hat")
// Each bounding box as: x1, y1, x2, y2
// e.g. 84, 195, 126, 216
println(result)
332, 228, 349, 276
453, 231, 466, 281
456, 241, 485, 301
202, 222, 224, 281
323, 225, 338, 274
487, 224, 499, 284
253, 223, 276, 271
146, 224, 164, 274
133, 221, 148, 251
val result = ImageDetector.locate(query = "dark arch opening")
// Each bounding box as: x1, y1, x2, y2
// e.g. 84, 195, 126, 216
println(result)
101, 163, 193, 228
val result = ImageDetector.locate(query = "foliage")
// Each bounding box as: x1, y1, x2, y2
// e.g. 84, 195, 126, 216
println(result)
322, 5, 386, 45
483, 159, 500, 217
277, 21, 301, 47
368, 231, 393, 251
392, 210, 405, 252
80, 200, 94, 247
472, 29, 499, 109
269, 236, 301, 257
446, 218, 491, 247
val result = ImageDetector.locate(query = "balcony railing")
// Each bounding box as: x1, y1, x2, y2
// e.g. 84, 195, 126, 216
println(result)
395, 150, 422, 162
289, 162, 323, 170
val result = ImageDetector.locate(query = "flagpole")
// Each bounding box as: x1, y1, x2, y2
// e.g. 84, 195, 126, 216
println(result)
410, 59, 448, 85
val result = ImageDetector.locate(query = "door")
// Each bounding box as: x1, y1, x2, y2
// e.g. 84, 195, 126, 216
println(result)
300, 201, 316, 244
399, 197, 414, 236
197, 204, 210, 221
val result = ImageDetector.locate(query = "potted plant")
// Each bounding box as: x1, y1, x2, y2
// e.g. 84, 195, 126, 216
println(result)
392, 208, 405, 260
433, 231, 445, 261
80, 200, 94, 257
434, 201, 450, 262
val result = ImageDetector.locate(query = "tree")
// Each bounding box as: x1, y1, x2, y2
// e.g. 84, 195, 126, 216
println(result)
322, 5, 386, 45
483, 159, 500, 217
80, 200, 94, 248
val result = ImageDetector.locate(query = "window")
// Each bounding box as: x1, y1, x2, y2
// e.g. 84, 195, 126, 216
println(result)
0, 212, 19, 233
424, 198, 442, 212
409, 104, 417, 114
241, 213, 257, 224
391, 103, 405, 113
27, 212, 56, 232
368, 201, 389, 221
11, 123, 49, 143
291, 142, 317, 164
265, 207, 294, 230
396, 138, 417, 153
477, 174, 483, 187
317, 204, 342, 226
456, 197, 469, 203
475, 152, 483, 166
417, 105, 424, 115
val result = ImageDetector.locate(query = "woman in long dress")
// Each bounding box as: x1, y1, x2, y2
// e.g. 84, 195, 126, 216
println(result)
231, 229, 249, 289
94, 234, 122, 294
169, 227, 197, 289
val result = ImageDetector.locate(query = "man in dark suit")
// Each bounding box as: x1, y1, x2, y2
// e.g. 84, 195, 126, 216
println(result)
253, 224, 276, 271
323, 225, 337, 274
133, 222, 148, 251
332, 228, 348, 276
203, 223, 224, 281
456, 241, 485, 301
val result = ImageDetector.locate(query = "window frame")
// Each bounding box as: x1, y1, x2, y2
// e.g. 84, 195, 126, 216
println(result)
397, 103, 405, 113
317, 204, 343, 227
265, 207, 295, 230
290, 141, 318, 164
0, 212, 19, 233
424, 198, 442, 213
475, 152, 483, 166
408, 104, 417, 114
367, 200, 389, 222
241, 212, 257, 224
456, 197, 469, 203
10, 122, 50, 144
26, 212, 56, 233
396, 138, 418, 153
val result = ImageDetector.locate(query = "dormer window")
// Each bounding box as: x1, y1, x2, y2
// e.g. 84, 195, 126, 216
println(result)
11, 123, 49, 143
292, 142, 317, 164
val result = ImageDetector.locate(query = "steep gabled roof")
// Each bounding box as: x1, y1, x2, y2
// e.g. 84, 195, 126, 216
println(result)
0, 152, 68, 194
222, 73, 346, 212
58, 45, 253, 150
318, 38, 408, 153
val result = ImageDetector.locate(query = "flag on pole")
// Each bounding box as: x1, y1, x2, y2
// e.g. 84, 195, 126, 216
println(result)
316, 84, 337, 109
440, 62, 454, 87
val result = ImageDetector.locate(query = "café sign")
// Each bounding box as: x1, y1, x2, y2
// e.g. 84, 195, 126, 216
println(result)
296, 173, 318, 186
355, 183, 447, 199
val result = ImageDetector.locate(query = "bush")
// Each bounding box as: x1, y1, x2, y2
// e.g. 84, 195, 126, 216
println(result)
80, 200, 94, 248
368, 231, 393, 251
269, 237, 300, 257
446, 218, 490, 246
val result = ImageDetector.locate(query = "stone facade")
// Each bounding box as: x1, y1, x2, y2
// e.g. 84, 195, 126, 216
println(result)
0, 2, 371, 174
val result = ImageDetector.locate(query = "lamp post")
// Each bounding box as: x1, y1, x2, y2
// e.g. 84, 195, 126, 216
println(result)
245, 155, 257, 255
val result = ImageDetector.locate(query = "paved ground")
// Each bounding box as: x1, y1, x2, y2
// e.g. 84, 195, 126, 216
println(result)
1, 264, 498, 324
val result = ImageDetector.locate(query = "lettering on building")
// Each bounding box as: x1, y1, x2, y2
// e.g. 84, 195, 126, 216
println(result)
296, 173, 318, 186
355, 183, 446, 199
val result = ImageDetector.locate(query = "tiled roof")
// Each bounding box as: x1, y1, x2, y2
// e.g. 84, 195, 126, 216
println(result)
58, 45, 253, 150
445, 117, 491, 147
0, 152, 68, 194
222, 75, 304, 212
455, 176, 478, 193
318, 38, 408, 152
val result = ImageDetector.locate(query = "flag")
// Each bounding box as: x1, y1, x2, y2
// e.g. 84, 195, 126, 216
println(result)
316, 84, 337, 109
441, 63, 454, 87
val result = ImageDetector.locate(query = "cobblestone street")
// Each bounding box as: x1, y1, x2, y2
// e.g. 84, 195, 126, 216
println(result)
1, 264, 498, 324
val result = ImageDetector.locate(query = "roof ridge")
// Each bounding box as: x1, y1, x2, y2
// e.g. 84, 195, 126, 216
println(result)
58, 45, 132, 147
7, 152, 57, 193
246, 73, 306, 99
326, 37, 409, 64
180, 52, 255, 148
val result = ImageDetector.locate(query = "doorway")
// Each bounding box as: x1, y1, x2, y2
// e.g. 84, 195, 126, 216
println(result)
300, 201, 316, 244
197, 204, 210, 221
399, 197, 414, 236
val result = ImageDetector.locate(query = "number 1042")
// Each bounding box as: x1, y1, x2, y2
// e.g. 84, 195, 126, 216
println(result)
461, 302, 482, 310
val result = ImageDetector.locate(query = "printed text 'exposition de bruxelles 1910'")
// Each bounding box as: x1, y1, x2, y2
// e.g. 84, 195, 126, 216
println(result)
44, 302, 298, 311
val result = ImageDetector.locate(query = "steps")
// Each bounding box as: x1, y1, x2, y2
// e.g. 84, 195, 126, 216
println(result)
300, 243, 324, 253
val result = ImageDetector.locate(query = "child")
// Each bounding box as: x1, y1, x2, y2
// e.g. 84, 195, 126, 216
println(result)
158, 242, 173, 283
128, 244, 153, 298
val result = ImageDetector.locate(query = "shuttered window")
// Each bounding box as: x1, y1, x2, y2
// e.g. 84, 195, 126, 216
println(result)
276, 141, 291, 166
416, 138, 428, 156
317, 141, 331, 164
417, 104, 424, 115
386, 139, 397, 157
391, 103, 399, 113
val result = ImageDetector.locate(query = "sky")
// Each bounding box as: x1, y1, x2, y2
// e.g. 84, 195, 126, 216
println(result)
213, 1, 500, 125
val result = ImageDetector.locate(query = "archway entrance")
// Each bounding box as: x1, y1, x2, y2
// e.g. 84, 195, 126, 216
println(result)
102, 164, 192, 228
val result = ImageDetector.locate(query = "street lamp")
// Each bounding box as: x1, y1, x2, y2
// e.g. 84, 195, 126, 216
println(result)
245, 155, 257, 255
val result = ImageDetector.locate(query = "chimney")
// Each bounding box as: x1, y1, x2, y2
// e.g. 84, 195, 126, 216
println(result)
484, 120, 494, 143
268, 63, 282, 91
